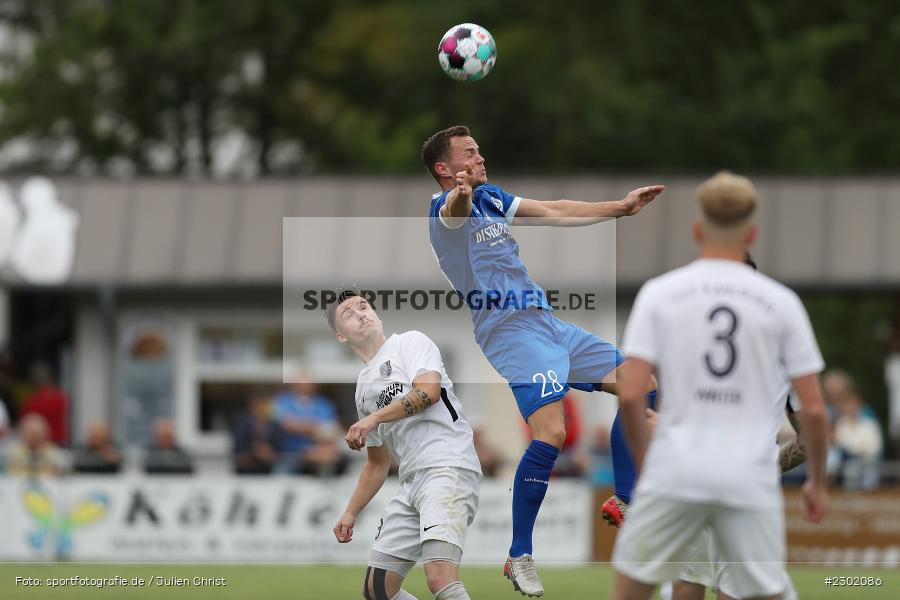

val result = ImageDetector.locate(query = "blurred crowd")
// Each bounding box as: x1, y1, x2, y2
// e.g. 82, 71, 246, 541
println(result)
0, 367, 353, 478
1, 345, 899, 490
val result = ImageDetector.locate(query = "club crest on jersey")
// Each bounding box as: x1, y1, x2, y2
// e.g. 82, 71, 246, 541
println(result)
380, 360, 392, 378
491, 196, 503, 212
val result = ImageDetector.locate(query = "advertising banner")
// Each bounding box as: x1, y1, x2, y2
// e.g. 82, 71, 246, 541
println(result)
0, 476, 591, 564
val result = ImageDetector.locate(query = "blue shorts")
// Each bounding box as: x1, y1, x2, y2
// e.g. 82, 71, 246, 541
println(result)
481, 308, 623, 420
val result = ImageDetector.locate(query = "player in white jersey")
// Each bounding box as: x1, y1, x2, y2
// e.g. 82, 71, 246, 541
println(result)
611, 172, 830, 600
661, 255, 806, 600
328, 290, 482, 600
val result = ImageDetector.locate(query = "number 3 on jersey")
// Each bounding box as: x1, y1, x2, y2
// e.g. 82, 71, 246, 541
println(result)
705, 305, 739, 377
533, 370, 565, 398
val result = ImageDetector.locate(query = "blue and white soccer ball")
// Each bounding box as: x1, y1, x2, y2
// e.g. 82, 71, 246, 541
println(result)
438, 23, 496, 82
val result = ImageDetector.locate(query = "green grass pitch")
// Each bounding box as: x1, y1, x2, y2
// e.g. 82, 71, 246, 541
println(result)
0, 564, 894, 599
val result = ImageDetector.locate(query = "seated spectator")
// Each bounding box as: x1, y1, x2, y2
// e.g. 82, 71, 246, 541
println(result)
232, 392, 284, 475
588, 424, 616, 487
296, 435, 351, 477
472, 428, 501, 478
273, 378, 348, 476
887, 327, 900, 457
823, 369, 877, 421
72, 421, 122, 474
0, 398, 9, 440
833, 387, 883, 490
20, 362, 69, 447
144, 419, 193, 475
6, 414, 65, 476
0, 351, 20, 426
554, 393, 590, 477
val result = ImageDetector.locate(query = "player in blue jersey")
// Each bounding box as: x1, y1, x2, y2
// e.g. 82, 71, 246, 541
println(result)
421, 125, 664, 597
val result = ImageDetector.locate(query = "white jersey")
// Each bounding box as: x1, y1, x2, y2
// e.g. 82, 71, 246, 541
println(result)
355, 331, 482, 482
622, 258, 824, 508
784, 386, 801, 414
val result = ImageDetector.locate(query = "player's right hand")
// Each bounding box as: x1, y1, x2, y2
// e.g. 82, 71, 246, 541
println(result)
345, 415, 377, 451
801, 480, 828, 524
334, 511, 356, 543
455, 162, 477, 199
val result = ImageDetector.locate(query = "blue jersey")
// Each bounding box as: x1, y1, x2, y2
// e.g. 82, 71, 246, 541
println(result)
429, 183, 551, 346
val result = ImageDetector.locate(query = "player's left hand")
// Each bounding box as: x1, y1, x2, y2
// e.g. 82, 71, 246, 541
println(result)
345, 415, 378, 451
620, 185, 665, 216
334, 511, 356, 543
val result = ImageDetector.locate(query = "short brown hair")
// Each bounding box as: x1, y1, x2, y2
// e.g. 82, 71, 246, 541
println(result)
325, 289, 363, 332
421, 125, 470, 183
696, 170, 758, 228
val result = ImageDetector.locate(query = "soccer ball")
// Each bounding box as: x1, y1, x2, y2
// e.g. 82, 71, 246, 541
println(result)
438, 23, 496, 82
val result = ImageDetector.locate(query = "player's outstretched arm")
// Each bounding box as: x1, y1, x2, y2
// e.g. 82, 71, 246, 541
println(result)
792, 373, 829, 523
511, 185, 665, 226
334, 445, 391, 544
345, 371, 442, 450
779, 409, 807, 473
440, 162, 478, 228
617, 357, 655, 472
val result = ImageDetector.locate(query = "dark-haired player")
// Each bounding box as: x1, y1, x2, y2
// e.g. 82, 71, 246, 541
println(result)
329, 290, 481, 600
422, 125, 664, 596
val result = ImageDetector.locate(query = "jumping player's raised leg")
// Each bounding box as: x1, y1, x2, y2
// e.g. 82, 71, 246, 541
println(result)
599, 375, 657, 526
562, 316, 658, 527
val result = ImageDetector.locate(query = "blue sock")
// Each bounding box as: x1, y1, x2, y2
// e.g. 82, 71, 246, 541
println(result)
610, 390, 657, 505
509, 439, 559, 557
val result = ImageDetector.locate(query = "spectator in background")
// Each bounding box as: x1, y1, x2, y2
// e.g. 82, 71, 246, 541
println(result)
6, 414, 64, 476
72, 421, 121, 474
20, 362, 69, 446
554, 392, 590, 477
588, 424, 616, 488
0, 399, 9, 439
887, 326, 900, 457
0, 351, 18, 427
472, 428, 502, 478
833, 386, 883, 490
823, 369, 877, 422
232, 391, 284, 475
272, 378, 347, 476
144, 419, 193, 475
0, 400, 11, 469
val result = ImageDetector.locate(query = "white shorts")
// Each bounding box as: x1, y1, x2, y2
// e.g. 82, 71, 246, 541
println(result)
718, 559, 798, 600
660, 530, 798, 600
371, 466, 481, 562
676, 528, 719, 589
612, 492, 786, 599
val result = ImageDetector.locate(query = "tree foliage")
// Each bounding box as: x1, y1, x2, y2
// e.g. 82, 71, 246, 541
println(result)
0, 0, 898, 175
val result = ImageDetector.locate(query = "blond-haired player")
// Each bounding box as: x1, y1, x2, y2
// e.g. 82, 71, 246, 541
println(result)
659, 254, 805, 600
611, 172, 830, 600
